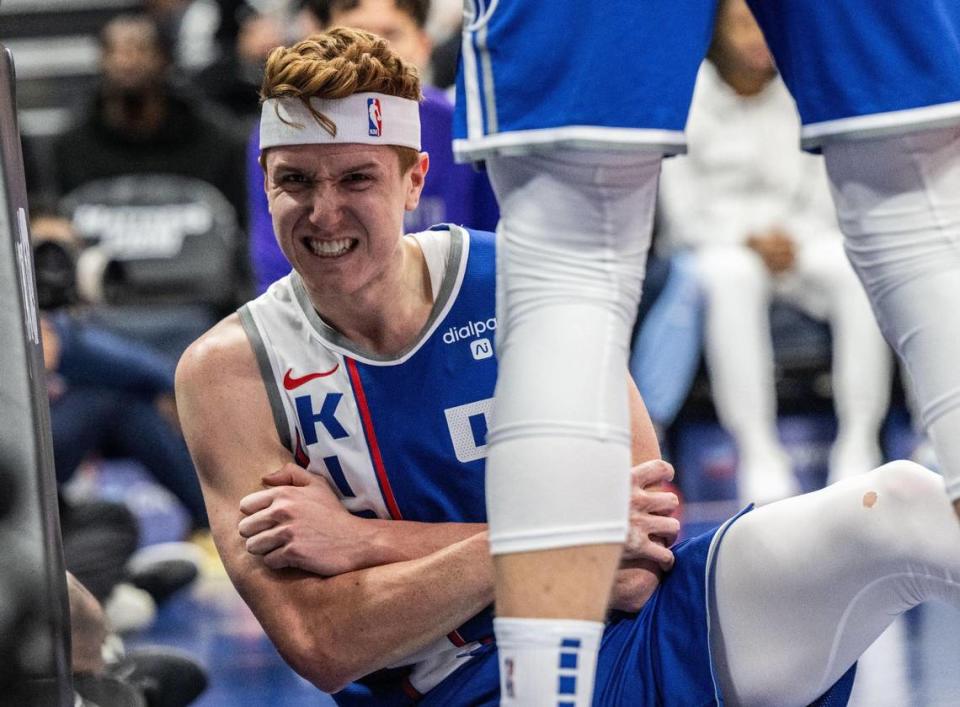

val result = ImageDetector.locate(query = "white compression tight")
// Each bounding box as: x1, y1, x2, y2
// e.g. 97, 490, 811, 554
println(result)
483, 150, 661, 554
823, 125, 960, 500
711, 460, 960, 707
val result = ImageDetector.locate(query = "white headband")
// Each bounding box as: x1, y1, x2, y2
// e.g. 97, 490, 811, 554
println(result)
260, 92, 421, 151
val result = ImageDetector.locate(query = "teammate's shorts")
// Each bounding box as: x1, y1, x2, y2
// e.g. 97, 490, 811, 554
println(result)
747, 0, 960, 149
452, 0, 718, 162
453, 0, 960, 160
335, 507, 857, 706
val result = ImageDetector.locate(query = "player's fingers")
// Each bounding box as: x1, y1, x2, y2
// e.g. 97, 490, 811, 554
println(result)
262, 546, 295, 571
238, 509, 278, 538
631, 459, 674, 489
647, 515, 681, 546
239, 488, 277, 516
262, 464, 313, 487
245, 526, 289, 556
636, 542, 674, 571
623, 526, 675, 567
637, 488, 680, 516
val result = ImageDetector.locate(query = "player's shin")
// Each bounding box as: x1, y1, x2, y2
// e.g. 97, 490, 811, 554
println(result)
484, 149, 661, 705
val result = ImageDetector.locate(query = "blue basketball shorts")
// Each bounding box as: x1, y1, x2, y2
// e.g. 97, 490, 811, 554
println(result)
453, 0, 960, 159
747, 0, 960, 149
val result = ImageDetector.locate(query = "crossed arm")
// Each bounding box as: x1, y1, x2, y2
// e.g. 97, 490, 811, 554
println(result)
176, 314, 678, 693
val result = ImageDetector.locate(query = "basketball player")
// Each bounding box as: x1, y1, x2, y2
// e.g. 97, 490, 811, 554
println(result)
176, 28, 960, 706
454, 0, 960, 701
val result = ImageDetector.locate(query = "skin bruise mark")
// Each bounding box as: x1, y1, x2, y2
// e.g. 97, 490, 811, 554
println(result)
862, 491, 878, 508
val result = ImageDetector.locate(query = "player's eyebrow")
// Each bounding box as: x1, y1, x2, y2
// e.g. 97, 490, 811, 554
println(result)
338, 161, 382, 175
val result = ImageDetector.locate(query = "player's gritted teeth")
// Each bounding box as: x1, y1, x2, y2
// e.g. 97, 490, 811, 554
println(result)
304, 237, 358, 258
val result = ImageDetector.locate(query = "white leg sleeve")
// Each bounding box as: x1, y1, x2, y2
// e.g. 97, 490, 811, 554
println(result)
711, 461, 960, 707
483, 150, 661, 554
823, 126, 960, 499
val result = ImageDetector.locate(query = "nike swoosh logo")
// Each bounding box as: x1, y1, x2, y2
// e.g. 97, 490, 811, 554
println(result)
283, 364, 340, 389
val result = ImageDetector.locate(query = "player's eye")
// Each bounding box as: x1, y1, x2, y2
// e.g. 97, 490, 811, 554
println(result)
343, 172, 373, 187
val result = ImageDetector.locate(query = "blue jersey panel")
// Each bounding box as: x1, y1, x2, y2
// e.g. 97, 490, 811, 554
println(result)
747, 0, 960, 145
454, 0, 717, 159
350, 229, 497, 525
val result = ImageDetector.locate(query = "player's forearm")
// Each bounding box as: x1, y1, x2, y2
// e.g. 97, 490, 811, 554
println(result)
333, 533, 493, 682
359, 519, 487, 566
276, 532, 495, 692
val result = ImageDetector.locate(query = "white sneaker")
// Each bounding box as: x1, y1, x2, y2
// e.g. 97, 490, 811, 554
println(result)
104, 583, 156, 634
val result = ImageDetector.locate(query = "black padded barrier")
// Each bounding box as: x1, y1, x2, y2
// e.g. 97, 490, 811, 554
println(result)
0, 43, 74, 705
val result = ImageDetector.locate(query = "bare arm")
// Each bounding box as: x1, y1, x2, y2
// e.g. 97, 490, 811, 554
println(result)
175, 315, 494, 692
238, 464, 485, 575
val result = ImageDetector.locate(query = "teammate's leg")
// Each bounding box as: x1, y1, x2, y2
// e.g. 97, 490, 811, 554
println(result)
710, 460, 960, 706
822, 126, 960, 511
743, 0, 960, 513
485, 149, 661, 706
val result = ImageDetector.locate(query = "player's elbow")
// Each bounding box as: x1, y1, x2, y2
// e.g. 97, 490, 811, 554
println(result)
279, 639, 355, 694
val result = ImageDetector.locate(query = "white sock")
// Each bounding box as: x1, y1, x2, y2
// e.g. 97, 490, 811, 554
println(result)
495, 617, 604, 707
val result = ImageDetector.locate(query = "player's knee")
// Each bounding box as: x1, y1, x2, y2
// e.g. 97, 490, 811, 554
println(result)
855, 461, 946, 555
872, 460, 943, 498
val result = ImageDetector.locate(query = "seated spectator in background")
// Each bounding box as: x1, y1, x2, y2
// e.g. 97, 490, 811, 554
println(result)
247, 0, 498, 293
52, 13, 247, 221
192, 6, 285, 125
658, 0, 893, 504
33, 214, 208, 532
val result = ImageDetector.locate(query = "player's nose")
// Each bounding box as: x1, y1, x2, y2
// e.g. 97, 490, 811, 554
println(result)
307, 183, 342, 226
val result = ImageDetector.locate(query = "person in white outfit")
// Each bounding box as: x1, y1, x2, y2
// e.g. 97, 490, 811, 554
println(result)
659, 3, 893, 504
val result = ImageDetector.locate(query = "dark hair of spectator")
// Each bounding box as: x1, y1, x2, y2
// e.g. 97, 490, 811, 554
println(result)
98, 14, 174, 64
299, 0, 431, 29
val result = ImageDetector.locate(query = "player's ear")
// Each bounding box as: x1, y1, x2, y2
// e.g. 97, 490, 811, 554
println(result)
404, 152, 430, 211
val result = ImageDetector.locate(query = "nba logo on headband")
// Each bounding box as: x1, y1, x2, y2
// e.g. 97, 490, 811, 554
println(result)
368, 98, 382, 137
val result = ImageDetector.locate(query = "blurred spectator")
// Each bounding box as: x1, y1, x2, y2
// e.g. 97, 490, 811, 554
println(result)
424, 0, 463, 91
658, 0, 893, 503
51, 13, 247, 221
33, 214, 208, 531
145, 0, 222, 73
429, 30, 459, 91
211, 0, 251, 54
192, 7, 285, 125
248, 0, 499, 293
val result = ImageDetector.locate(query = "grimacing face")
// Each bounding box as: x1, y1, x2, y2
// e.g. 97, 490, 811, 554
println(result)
264, 142, 427, 297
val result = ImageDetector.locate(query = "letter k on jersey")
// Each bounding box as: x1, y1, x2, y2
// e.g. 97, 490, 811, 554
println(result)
296, 393, 349, 444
